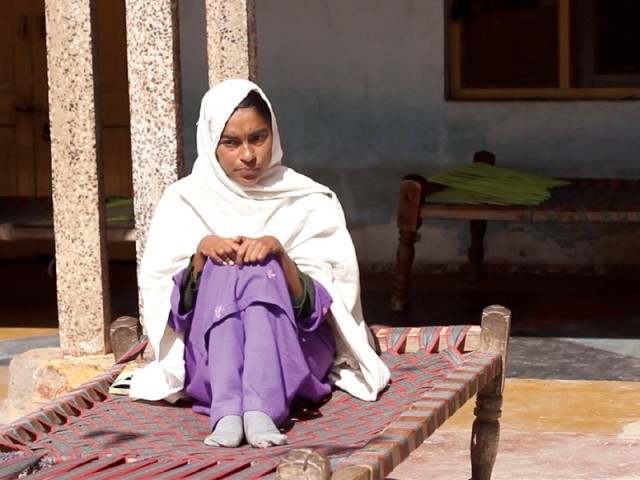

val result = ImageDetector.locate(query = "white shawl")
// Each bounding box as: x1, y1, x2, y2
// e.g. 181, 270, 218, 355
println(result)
129, 79, 390, 402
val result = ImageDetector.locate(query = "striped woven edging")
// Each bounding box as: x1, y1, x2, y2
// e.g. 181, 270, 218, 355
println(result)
384, 327, 412, 353
370, 325, 472, 354
442, 325, 472, 350
0, 362, 125, 448
379, 348, 451, 372
420, 326, 444, 352
335, 350, 502, 480
438, 345, 465, 365
374, 326, 444, 353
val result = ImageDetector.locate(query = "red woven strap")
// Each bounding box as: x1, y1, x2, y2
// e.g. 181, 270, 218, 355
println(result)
0, 329, 501, 479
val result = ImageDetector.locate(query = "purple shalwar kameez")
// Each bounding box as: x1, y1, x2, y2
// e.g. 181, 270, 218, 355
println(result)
168, 257, 335, 429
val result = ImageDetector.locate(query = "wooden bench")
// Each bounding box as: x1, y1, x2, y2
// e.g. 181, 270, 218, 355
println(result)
392, 151, 640, 312
0, 305, 511, 480
0, 196, 135, 243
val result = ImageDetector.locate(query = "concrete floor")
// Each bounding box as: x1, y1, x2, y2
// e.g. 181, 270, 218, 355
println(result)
1, 259, 639, 479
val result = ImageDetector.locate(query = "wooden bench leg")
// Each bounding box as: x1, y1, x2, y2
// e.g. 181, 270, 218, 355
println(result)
467, 151, 495, 284
470, 305, 511, 480
392, 228, 418, 312
467, 219, 486, 283
392, 175, 426, 313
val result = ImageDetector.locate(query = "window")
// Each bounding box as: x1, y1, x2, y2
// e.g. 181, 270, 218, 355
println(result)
447, 0, 640, 99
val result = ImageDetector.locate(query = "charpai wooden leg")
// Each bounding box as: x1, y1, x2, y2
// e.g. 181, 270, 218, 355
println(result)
470, 305, 511, 480
470, 386, 502, 480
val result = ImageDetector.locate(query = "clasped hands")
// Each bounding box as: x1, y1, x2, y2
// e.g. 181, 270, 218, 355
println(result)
193, 235, 285, 275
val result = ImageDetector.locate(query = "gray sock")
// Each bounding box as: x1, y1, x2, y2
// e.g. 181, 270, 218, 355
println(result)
204, 415, 243, 447
243, 410, 287, 448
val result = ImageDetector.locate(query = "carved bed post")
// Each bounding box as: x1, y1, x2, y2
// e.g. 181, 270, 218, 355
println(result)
470, 305, 511, 480
392, 175, 427, 312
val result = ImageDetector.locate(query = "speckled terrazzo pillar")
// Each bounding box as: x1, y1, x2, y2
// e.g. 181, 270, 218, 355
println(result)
44, 0, 111, 355
205, 0, 257, 86
124, 0, 184, 318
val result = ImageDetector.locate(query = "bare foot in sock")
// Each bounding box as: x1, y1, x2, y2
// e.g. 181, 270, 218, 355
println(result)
204, 415, 244, 447
243, 411, 287, 448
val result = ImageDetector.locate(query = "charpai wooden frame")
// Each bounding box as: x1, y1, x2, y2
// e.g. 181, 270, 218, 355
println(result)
1, 306, 511, 480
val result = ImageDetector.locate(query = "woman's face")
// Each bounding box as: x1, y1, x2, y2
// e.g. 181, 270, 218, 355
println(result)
216, 107, 273, 186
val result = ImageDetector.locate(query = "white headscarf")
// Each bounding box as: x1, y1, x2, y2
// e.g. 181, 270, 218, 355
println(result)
129, 79, 389, 402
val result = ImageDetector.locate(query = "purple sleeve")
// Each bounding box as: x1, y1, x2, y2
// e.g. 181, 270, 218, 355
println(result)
296, 278, 333, 332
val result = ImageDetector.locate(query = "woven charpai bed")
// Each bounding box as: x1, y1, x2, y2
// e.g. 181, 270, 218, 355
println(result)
0, 305, 510, 480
